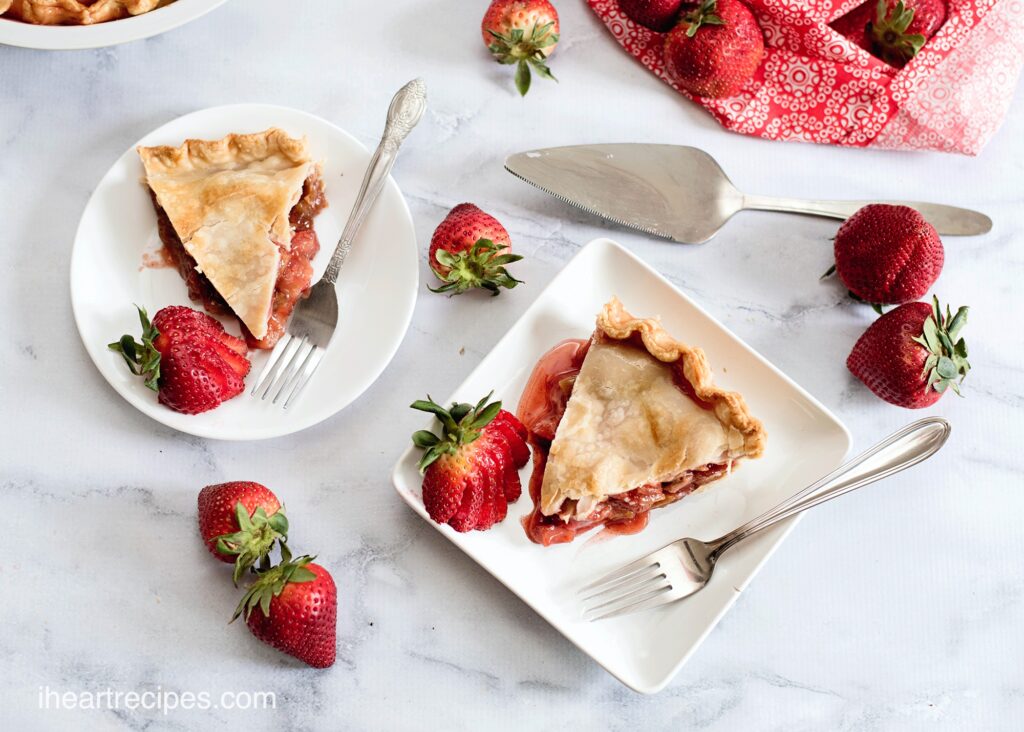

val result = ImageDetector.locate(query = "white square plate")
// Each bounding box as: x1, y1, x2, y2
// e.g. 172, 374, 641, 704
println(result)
392, 238, 851, 694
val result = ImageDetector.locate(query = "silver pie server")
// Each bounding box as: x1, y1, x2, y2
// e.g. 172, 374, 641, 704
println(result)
505, 144, 992, 243
580, 417, 951, 621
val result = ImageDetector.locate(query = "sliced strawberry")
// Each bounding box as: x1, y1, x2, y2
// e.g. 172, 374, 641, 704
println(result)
412, 394, 525, 532
477, 450, 505, 528
491, 469, 510, 526
494, 409, 528, 442
209, 338, 252, 380
489, 417, 530, 469
153, 305, 223, 343
421, 456, 467, 525
217, 330, 249, 357
502, 465, 523, 503
448, 476, 486, 533
110, 305, 251, 415
158, 341, 242, 415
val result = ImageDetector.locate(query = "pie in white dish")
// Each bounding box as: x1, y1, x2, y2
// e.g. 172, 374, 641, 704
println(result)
517, 297, 766, 545
137, 128, 327, 348
0, 0, 161, 25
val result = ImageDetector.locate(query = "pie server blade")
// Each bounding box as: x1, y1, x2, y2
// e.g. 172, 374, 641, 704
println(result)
504, 144, 992, 243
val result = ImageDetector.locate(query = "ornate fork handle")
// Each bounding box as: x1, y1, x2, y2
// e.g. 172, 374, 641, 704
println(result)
709, 417, 952, 560
323, 78, 427, 285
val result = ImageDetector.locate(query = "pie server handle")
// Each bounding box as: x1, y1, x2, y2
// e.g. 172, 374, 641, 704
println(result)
741, 195, 992, 236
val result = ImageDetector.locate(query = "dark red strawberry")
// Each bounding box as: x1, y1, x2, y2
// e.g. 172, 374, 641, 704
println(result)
197, 481, 288, 583
831, 1, 874, 50
157, 341, 243, 414
411, 394, 529, 532
235, 555, 337, 669
830, 204, 944, 307
429, 203, 523, 296
502, 465, 523, 503
490, 413, 531, 468
847, 296, 969, 408
109, 305, 251, 414
833, 0, 947, 66
482, 0, 560, 96
620, 0, 686, 32
663, 0, 765, 99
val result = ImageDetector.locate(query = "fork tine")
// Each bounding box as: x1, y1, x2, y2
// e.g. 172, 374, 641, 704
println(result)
259, 336, 305, 401
256, 335, 301, 400
251, 334, 292, 396
283, 347, 325, 410
580, 565, 667, 606
269, 337, 312, 404
274, 342, 317, 406
583, 573, 670, 614
586, 585, 676, 622
580, 556, 659, 593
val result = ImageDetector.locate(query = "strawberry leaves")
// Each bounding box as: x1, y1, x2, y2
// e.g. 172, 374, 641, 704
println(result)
912, 296, 970, 396
410, 392, 503, 472
487, 21, 559, 96
231, 552, 318, 622
108, 305, 161, 391
869, 0, 927, 66
430, 238, 524, 296
213, 502, 290, 586
683, 0, 725, 37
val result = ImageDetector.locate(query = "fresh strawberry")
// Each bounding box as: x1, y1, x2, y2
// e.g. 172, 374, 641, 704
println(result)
831, 1, 874, 50
429, 203, 523, 296
482, 0, 560, 96
410, 394, 530, 532
491, 411, 531, 468
847, 296, 969, 409
829, 204, 944, 307
620, 0, 686, 32
234, 554, 337, 669
833, 0, 946, 66
109, 305, 251, 414
157, 342, 244, 414
663, 0, 765, 99
197, 481, 288, 583
152, 306, 222, 344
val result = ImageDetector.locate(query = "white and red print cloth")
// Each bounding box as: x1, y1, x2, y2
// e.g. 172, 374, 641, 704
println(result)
587, 0, 1024, 154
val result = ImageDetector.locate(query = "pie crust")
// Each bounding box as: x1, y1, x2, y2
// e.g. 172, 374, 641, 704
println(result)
521, 298, 765, 542
0, 0, 160, 25
138, 129, 320, 342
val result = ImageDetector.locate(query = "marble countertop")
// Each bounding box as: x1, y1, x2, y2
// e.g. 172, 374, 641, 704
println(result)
2, 0, 1023, 729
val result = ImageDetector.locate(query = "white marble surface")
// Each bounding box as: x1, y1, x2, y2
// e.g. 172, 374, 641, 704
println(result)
2, 0, 1023, 728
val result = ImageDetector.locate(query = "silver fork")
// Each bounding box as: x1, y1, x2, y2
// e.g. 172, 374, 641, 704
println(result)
580, 417, 951, 621
251, 78, 428, 408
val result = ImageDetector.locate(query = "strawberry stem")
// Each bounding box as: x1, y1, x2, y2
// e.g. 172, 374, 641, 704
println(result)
911, 296, 970, 396
107, 305, 161, 391
410, 393, 503, 472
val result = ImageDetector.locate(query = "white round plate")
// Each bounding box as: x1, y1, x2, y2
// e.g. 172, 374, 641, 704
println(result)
0, 0, 227, 50
71, 104, 418, 440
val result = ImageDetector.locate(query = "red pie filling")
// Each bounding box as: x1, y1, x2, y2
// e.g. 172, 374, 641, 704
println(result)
148, 173, 328, 349
517, 335, 731, 546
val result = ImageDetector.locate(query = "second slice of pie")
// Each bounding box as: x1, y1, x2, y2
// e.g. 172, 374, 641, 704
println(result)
517, 298, 766, 545
137, 128, 328, 349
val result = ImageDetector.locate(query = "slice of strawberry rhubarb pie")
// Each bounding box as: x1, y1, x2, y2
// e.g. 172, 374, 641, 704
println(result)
517, 298, 766, 545
137, 128, 328, 350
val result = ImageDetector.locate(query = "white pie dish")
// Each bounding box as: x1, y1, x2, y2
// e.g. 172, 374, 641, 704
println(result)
71, 103, 418, 440
391, 238, 851, 694
0, 0, 228, 50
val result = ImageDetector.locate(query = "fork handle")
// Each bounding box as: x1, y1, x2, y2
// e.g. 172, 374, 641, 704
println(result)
322, 78, 427, 285
740, 195, 992, 236
709, 418, 951, 560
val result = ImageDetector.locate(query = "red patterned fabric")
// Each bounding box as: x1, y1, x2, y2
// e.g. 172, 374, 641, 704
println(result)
587, 0, 1024, 154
